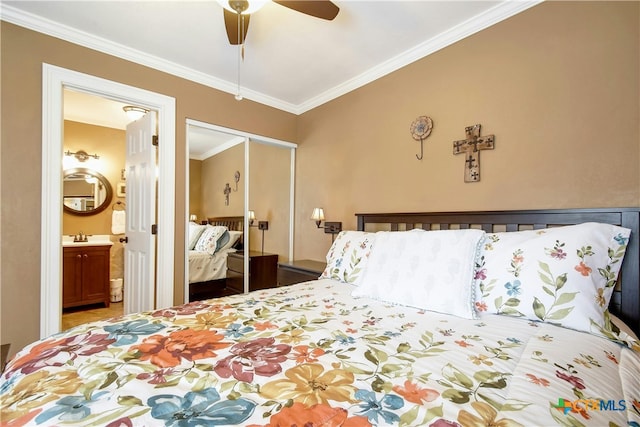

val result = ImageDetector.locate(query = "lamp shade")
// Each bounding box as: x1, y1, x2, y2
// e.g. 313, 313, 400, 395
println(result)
189, 214, 197, 222
248, 210, 256, 224
311, 208, 325, 222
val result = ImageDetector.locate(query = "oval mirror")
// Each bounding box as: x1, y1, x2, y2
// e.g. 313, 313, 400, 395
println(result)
63, 167, 113, 216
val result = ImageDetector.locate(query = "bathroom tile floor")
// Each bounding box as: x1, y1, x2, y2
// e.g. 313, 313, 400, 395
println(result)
62, 302, 124, 330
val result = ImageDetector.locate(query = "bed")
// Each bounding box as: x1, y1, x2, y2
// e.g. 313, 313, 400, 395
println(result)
188, 216, 244, 301
2, 208, 639, 426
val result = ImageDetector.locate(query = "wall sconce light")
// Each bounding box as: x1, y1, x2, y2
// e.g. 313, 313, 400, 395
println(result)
123, 105, 149, 121
64, 150, 99, 162
311, 208, 325, 228
311, 207, 342, 242
248, 210, 268, 254
189, 214, 197, 222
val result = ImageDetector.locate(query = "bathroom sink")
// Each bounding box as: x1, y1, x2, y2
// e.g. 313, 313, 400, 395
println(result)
62, 234, 114, 247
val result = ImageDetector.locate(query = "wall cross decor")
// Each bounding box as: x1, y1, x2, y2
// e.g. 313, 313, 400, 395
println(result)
223, 183, 232, 205
453, 124, 495, 182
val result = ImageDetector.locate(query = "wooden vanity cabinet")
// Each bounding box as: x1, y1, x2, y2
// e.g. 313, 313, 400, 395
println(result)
63, 245, 111, 309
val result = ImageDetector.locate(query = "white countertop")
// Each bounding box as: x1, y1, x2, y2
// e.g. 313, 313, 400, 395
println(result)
62, 234, 114, 247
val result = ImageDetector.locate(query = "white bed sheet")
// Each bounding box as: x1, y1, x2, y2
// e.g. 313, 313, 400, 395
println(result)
188, 248, 235, 284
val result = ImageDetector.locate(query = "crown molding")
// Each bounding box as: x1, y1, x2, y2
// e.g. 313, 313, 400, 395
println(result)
2, 1, 542, 115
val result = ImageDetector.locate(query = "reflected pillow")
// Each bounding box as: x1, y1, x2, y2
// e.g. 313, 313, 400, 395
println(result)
188, 222, 207, 250
217, 230, 243, 252
475, 222, 631, 337
352, 228, 485, 319
194, 225, 228, 255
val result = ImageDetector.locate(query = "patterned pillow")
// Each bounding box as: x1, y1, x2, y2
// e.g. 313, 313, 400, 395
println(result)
320, 231, 375, 284
352, 229, 485, 319
475, 222, 631, 337
194, 225, 228, 255
188, 222, 206, 250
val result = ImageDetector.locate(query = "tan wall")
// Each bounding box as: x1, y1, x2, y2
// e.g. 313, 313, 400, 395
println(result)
249, 142, 292, 260
201, 144, 245, 217
188, 159, 203, 220
192, 142, 291, 259
295, 1, 640, 261
63, 120, 126, 280
1, 1, 639, 355
1, 22, 297, 355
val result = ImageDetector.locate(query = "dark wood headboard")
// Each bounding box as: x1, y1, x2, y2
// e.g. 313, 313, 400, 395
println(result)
207, 216, 244, 231
356, 208, 640, 336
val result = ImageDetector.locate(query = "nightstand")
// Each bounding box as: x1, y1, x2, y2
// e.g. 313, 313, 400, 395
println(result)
277, 259, 326, 286
226, 251, 278, 293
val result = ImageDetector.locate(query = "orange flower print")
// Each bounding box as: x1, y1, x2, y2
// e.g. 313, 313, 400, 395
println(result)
525, 373, 550, 387
256, 402, 372, 427
254, 321, 278, 331
475, 301, 488, 312
574, 261, 592, 277
291, 345, 326, 363
131, 329, 230, 367
455, 340, 473, 348
392, 380, 439, 405
605, 351, 618, 364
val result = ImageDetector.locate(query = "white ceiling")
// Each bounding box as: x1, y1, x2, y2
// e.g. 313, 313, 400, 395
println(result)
2, 0, 540, 115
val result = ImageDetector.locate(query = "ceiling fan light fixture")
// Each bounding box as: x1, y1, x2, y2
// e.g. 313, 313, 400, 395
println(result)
218, 0, 268, 15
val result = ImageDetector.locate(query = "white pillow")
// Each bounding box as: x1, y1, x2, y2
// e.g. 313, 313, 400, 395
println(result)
352, 228, 485, 319
475, 222, 631, 337
194, 225, 228, 255
320, 231, 375, 285
188, 222, 207, 250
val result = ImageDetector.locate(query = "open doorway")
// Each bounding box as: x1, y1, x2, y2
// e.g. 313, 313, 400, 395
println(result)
41, 64, 176, 338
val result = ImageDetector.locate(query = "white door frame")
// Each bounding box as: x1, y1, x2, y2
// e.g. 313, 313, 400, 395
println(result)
41, 63, 176, 338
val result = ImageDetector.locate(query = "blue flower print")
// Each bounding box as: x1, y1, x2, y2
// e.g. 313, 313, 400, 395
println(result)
35, 392, 108, 424
354, 389, 404, 424
225, 323, 253, 338
148, 388, 255, 426
103, 319, 166, 346
504, 280, 521, 297
614, 233, 629, 245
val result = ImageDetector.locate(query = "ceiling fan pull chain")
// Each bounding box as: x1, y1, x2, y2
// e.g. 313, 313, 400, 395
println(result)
235, 12, 243, 100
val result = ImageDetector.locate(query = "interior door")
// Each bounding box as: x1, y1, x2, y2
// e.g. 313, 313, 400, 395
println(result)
124, 112, 157, 314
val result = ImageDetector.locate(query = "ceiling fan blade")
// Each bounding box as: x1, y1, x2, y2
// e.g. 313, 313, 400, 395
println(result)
223, 8, 251, 45
273, 1, 339, 20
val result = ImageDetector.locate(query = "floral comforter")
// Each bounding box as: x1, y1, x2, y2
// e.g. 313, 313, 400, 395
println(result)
2, 279, 639, 426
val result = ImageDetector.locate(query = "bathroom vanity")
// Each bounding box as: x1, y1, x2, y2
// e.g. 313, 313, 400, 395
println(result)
62, 236, 113, 309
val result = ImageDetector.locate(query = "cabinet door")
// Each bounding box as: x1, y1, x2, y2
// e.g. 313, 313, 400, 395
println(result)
226, 254, 244, 292
82, 247, 110, 304
63, 248, 83, 307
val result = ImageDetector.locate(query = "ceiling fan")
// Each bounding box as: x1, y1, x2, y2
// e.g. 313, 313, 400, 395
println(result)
219, 0, 340, 45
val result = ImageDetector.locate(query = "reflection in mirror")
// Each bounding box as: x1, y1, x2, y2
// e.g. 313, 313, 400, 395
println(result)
186, 121, 296, 303
187, 125, 246, 300
248, 140, 292, 259
63, 167, 113, 215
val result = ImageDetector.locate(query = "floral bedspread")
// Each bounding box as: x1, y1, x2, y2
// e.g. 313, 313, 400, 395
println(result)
2, 279, 639, 426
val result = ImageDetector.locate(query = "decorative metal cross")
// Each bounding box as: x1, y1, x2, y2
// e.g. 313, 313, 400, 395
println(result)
453, 124, 495, 182
223, 183, 232, 205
